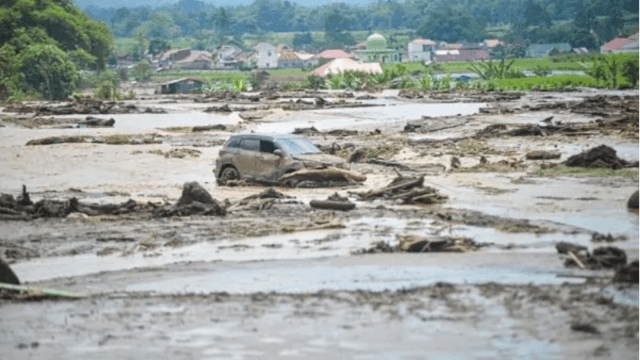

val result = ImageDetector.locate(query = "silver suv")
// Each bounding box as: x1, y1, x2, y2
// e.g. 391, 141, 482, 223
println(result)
215, 133, 347, 186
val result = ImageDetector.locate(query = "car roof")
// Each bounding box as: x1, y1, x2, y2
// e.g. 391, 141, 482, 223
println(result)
229, 133, 307, 141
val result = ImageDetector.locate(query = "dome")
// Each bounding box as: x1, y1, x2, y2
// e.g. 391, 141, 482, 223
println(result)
366, 33, 387, 50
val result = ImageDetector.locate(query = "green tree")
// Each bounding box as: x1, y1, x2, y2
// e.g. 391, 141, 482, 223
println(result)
0, 44, 23, 99
148, 38, 171, 56
19, 44, 79, 100
131, 60, 152, 82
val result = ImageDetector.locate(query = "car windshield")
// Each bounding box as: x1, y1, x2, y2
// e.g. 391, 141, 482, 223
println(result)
276, 137, 322, 156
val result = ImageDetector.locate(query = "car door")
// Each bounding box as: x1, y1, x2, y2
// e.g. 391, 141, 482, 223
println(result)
236, 138, 260, 179
254, 139, 281, 182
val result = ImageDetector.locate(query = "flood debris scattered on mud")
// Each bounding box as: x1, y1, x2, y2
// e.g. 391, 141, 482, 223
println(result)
556, 242, 631, 271
398, 235, 479, 253
4, 97, 165, 115
0, 258, 20, 285
26, 133, 164, 146
153, 182, 226, 217
613, 260, 639, 283
352, 174, 448, 205
279, 167, 366, 188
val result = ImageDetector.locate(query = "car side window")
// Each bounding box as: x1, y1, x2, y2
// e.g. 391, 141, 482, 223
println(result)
259, 140, 276, 154
239, 138, 260, 152
226, 138, 241, 148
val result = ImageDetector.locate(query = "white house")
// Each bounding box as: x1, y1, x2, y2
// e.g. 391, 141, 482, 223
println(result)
254, 42, 278, 69
408, 38, 436, 62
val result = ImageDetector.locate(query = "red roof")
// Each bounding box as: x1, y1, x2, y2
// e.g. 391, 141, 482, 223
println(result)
601, 38, 630, 51
316, 49, 352, 59
435, 49, 491, 62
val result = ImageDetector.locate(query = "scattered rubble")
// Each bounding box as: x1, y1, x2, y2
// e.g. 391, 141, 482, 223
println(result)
26, 134, 164, 146
4, 98, 165, 115
591, 233, 628, 243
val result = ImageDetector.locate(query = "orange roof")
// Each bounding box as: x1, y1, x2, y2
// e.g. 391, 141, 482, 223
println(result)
601, 38, 630, 51
316, 49, 353, 59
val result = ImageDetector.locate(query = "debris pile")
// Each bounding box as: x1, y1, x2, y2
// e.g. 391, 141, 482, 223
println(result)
613, 260, 639, 283
231, 188, 297, 211
0, 183, 226, 220
293, 127, 358, 137
351, 175, 447, 205
153, 182, 226, 217
564, 145, 634, 169
279, 167, 366, 188
556, 242, 630, 271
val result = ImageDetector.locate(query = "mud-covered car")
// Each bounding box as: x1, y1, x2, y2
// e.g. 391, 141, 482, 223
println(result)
215, 133, 352, 186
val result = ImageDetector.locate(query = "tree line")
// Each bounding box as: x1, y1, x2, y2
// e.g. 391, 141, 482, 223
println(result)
87, 0, 638, 49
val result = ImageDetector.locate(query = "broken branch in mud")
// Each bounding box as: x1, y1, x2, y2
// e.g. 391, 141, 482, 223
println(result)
351, 175, 448, 205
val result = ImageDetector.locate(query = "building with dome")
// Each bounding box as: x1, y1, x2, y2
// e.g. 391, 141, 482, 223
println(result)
353, 33, 401, 64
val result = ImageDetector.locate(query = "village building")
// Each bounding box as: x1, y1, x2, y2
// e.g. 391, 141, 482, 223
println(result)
214, 45, 256, 69
155, 49, 213, 70
155, 78, 204, 94
353, 33, 401, 64
525, 43, 572, 58
601, 33, 639, 53
407, 38, 436, 62
254, 42, 278, 69
278, 50, 319, 68
434, 49, 491, 62
310, 58, 383, 77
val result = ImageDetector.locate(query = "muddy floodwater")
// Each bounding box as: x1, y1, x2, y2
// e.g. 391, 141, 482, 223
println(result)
0, 89, 638, 359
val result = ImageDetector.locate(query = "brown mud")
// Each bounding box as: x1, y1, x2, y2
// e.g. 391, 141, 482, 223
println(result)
0, 88, 637, 358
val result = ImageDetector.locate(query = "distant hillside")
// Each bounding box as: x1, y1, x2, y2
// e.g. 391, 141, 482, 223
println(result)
74, 0, 373, 9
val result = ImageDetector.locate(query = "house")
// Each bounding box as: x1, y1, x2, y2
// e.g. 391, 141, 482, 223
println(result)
155, 49, 213, 70
408, 38, 436, 62
601, 34, 639, 53
155, 78, 204, 94
215, 45, 243, 69
310, 58, 383, 77
254, 42, 277, 69
278, 50, 319, 68
526, 43, 572, 58
315, 49, 353, 60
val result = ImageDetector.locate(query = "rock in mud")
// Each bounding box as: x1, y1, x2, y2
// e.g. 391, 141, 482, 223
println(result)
0, 258, 20, 285
613, 260, 639, 283
627, 190, 639, 209
564, 145, 630, 169
176, 182, 217, 207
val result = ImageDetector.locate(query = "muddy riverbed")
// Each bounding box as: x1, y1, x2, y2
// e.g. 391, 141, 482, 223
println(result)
0, 89, 638, 359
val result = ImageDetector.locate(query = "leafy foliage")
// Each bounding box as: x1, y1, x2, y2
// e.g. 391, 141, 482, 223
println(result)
20, 44, 80, 100
0, 0, 114, 99
469, 59, 525, 80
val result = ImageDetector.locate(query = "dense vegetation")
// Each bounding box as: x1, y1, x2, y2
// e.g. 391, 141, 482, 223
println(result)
87, 0, 638, 54
0, 0, 114, 100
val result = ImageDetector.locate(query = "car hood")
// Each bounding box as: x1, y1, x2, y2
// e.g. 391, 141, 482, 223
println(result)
294, 153, 346, 165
